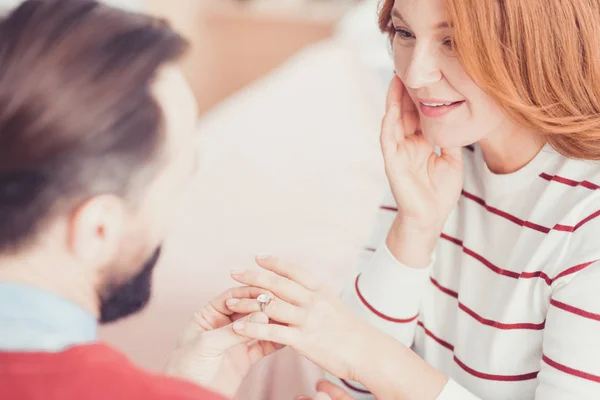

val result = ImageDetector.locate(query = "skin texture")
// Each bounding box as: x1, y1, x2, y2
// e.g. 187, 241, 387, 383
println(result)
229, 256, 447, 400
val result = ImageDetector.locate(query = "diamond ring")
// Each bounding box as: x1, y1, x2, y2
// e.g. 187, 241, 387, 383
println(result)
257, 294, 272, 312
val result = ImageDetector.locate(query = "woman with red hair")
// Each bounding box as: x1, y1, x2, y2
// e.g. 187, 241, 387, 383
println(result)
228, 0, 600, 398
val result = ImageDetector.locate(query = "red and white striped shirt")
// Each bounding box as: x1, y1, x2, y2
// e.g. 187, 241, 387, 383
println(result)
335, 144, 600, 399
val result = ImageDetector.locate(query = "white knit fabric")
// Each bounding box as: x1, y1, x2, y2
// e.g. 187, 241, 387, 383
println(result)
333, 144, 600, 399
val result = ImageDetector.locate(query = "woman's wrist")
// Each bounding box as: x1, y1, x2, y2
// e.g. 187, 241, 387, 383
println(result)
386, 216, 440, 268
352, 327, 404, 397
356, 328, 448, 400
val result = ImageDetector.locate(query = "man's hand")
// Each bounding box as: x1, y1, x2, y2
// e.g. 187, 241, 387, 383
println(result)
297, 380, 354, 400
164, 286, 281, 398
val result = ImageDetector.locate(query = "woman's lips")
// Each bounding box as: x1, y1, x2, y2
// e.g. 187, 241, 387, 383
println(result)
419, 100, 465, 118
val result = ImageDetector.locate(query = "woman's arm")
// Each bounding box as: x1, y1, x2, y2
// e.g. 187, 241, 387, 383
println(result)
227, 255, 472, 400
339, 191, 434, 347
339, 73, 462, 350
534, 261, 600, 399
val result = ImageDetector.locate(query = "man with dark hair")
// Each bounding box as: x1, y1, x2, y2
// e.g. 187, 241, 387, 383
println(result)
0, 1, 351, 399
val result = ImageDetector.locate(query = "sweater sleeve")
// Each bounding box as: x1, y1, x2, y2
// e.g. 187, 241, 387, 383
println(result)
341, 244, 432, 342
532, 261, 600, 399
341, 189, 432, 342
327, 190, 433, 398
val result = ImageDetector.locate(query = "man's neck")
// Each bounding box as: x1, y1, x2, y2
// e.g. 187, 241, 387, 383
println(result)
0, 253, 99, 319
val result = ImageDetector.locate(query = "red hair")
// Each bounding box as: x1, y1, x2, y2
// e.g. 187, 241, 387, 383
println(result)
378, 0, 600, 159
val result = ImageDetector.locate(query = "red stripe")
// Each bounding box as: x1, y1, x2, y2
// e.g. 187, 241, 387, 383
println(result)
543, 354, 600, 383
461, 190, 550, 233
519, 270, 552, 286
459, 302, 545, 330
430, 276, 545, 330
463, 247, 521, 279
552, 261, 596, 282
417, 321, 454, 351
440, 234, 521, 279
454, 356, 539, 381
440, 233, 595, 286
417, 322, 540, 381
429, 276, 458, 298
354, 275, 418, 323
340, 379, 372, 394
550, 298, 600, 322
553, 209, 600, 232
440, 233, 463, 247
462, 190, 600, 234
540, 173, 600, 191
387, 191, 600, 233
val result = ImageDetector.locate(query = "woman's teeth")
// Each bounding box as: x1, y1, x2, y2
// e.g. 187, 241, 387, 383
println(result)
422, 102, 455, 107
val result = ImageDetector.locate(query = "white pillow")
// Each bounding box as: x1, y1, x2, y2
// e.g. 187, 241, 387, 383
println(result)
334, 0, 394, 85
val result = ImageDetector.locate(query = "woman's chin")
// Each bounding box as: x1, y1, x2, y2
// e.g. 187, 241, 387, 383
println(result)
421, 129, 477, 149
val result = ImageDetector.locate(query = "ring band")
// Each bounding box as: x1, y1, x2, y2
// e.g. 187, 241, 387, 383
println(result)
257, 294, 272, 312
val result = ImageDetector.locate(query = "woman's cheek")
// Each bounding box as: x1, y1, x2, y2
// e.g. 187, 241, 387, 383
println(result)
392, 45, 412, 82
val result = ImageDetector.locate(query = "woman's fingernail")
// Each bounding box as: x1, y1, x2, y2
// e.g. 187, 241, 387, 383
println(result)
230, 268, 245, 276
226, 299, 240, 306
255, 254, 270, 260
233, 321, 245, 330
250, 312, 268, 323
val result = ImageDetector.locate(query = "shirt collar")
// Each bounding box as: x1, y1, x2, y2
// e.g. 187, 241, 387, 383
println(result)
0, 282, 97, 352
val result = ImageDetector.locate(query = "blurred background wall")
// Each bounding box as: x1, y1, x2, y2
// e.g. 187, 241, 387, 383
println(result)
147, 0, 360, 115
0, 0, 144, 10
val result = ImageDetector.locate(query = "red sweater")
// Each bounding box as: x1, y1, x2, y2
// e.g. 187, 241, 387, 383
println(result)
0, 343, 227, 400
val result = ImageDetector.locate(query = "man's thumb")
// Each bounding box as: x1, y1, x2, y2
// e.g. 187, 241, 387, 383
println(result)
203, 312, 268, 353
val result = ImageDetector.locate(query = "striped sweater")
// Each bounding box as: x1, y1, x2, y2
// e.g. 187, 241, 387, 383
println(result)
334, 144, 600, 399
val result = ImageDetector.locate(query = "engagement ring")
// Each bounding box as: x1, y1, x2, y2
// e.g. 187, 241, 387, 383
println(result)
257, 294, 272, 312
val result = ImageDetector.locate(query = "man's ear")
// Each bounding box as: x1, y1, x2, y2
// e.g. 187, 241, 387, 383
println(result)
68, 194, 126, 264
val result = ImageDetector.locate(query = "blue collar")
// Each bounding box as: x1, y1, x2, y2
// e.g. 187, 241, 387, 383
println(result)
0, 282, 97, 352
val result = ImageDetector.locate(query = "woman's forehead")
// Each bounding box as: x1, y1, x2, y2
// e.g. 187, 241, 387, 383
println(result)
393, 0, 449, 29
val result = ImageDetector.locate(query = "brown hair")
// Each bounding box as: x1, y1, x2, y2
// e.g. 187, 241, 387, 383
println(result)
0, 0, 188, 251
378, 0, 600, 159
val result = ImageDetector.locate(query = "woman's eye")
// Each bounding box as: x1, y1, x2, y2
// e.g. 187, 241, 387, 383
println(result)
443, 37, 454, 49
394, 28, 414, 39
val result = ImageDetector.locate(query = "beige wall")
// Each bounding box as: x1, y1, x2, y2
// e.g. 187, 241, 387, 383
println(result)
147, 1, 348, 115
0, 0, 346, 115
0, 0, 144, 10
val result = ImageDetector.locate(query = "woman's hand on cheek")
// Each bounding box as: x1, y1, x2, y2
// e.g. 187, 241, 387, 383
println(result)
381, 75, 464, 267
227, 255, 376, 382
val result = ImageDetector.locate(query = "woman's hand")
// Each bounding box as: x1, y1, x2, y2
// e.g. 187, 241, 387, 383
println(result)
382, 76, 463, 266
228, 257, 448, 400
227, 256, 384, 383
164, 286, 281, 398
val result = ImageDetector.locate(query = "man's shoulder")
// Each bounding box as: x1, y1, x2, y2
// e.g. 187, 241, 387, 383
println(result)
0, 343, 226, 400
89, 344, 226, 400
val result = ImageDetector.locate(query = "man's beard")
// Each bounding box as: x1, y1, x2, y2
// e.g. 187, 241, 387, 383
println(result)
98, 246, 162, 324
